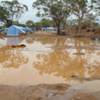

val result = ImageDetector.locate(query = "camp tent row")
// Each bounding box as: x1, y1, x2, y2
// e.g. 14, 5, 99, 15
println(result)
31, 27, 38, 31
41, 27, 64, 31
42, 27, 57, 31
7, 25, 31, 36
6, 25, 64, 36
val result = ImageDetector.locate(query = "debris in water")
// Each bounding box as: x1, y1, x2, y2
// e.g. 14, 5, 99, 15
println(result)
11, 44, 26, 48
73, 53, 85, 55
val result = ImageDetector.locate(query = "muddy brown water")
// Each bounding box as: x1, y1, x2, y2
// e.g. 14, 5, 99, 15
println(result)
0, 36, 100, 100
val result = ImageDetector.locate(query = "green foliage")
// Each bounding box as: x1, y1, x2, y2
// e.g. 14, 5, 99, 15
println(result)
0, 0, 28, 27
34, 22, 42, 28
94, 0, 100, 16
34, 18, 53, 28
26, 20, 34, 27
41, 19, 53, 27
0, 6, 9, 24
64, 0, 97, 32
33, 0, 70, 35
17, 23, 26, 27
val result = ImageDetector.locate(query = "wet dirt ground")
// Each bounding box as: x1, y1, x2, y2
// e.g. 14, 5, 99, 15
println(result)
0, 84, 100, 100
0, 34, 100, 100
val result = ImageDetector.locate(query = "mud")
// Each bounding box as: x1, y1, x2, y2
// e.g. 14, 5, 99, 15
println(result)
0, 84, 100, 100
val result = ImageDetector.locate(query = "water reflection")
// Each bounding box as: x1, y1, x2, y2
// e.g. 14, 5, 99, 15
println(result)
7, 37, 19, 45
33, 38, 100, 81
0, 37, 100, 86
0, 37, 28, 68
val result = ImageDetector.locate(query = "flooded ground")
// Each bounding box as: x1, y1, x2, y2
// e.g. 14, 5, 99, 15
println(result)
0, 36, 100, 100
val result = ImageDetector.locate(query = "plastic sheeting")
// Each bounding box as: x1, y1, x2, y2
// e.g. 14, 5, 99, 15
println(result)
24, 27, 31, 32
7, 25, 25, 36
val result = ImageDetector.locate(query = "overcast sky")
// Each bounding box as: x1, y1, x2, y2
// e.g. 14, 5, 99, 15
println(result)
19, 0, 41, 24
0, 0, 41, 24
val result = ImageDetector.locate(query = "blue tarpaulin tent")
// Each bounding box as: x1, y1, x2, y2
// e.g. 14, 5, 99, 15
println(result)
7, 25, 25, 36
41, 27, 47, 31
24, 27, 31, 32
41, 27, 64, 31
46, 27, 56, 31
0, 29, 3, 33
31, 27, 38, 31
60, 27, 64, 30
31, 28, 37, 31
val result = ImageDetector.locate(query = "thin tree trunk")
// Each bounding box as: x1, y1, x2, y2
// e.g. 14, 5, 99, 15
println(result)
57, 26, 60, 35
78, 17, 83, 34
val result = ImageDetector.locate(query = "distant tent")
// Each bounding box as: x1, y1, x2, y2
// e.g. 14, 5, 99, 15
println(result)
0, 29, 4, 33
60, 27, 64, 30
7, 25, 25, 36
24, 27, 31, 32
41, 27, 47, 31
54, 28, 57, 31
47, 27, 57, 31
41, 27, 64, 31
20, 27, 26, 32
31, 27, 37, 31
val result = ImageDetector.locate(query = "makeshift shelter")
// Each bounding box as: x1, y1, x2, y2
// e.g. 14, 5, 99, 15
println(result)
7, 25, 25, 36
41, 28, 47, 31
47, 27, 56, 31
0, 29, 3, 33
60, 27, 64, 30
31, 28, 37, 31
24, 27, 31, 32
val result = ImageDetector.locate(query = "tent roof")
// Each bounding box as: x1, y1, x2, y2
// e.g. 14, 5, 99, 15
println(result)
10, 25, 25, 33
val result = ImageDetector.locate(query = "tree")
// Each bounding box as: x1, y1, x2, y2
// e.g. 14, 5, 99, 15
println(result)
34, 22, 42, 29
0, 6, 9, 26
83, 13, 97, 27
64, 0, 96, 32
26, 20, 34, 27
33, 0, 70, 35
95, 0, 100, 16
34, 19, 53, 28
1, 0, 28, 26
41, 18, 53, 27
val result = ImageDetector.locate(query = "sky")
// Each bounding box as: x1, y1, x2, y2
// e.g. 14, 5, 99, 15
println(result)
0, 0, 41, 24
19, 0, 41, 24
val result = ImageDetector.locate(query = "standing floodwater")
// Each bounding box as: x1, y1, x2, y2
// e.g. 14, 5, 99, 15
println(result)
0, 36, 100, 100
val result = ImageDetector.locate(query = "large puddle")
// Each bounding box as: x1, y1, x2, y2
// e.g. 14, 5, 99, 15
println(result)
0, 37, 100, 92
